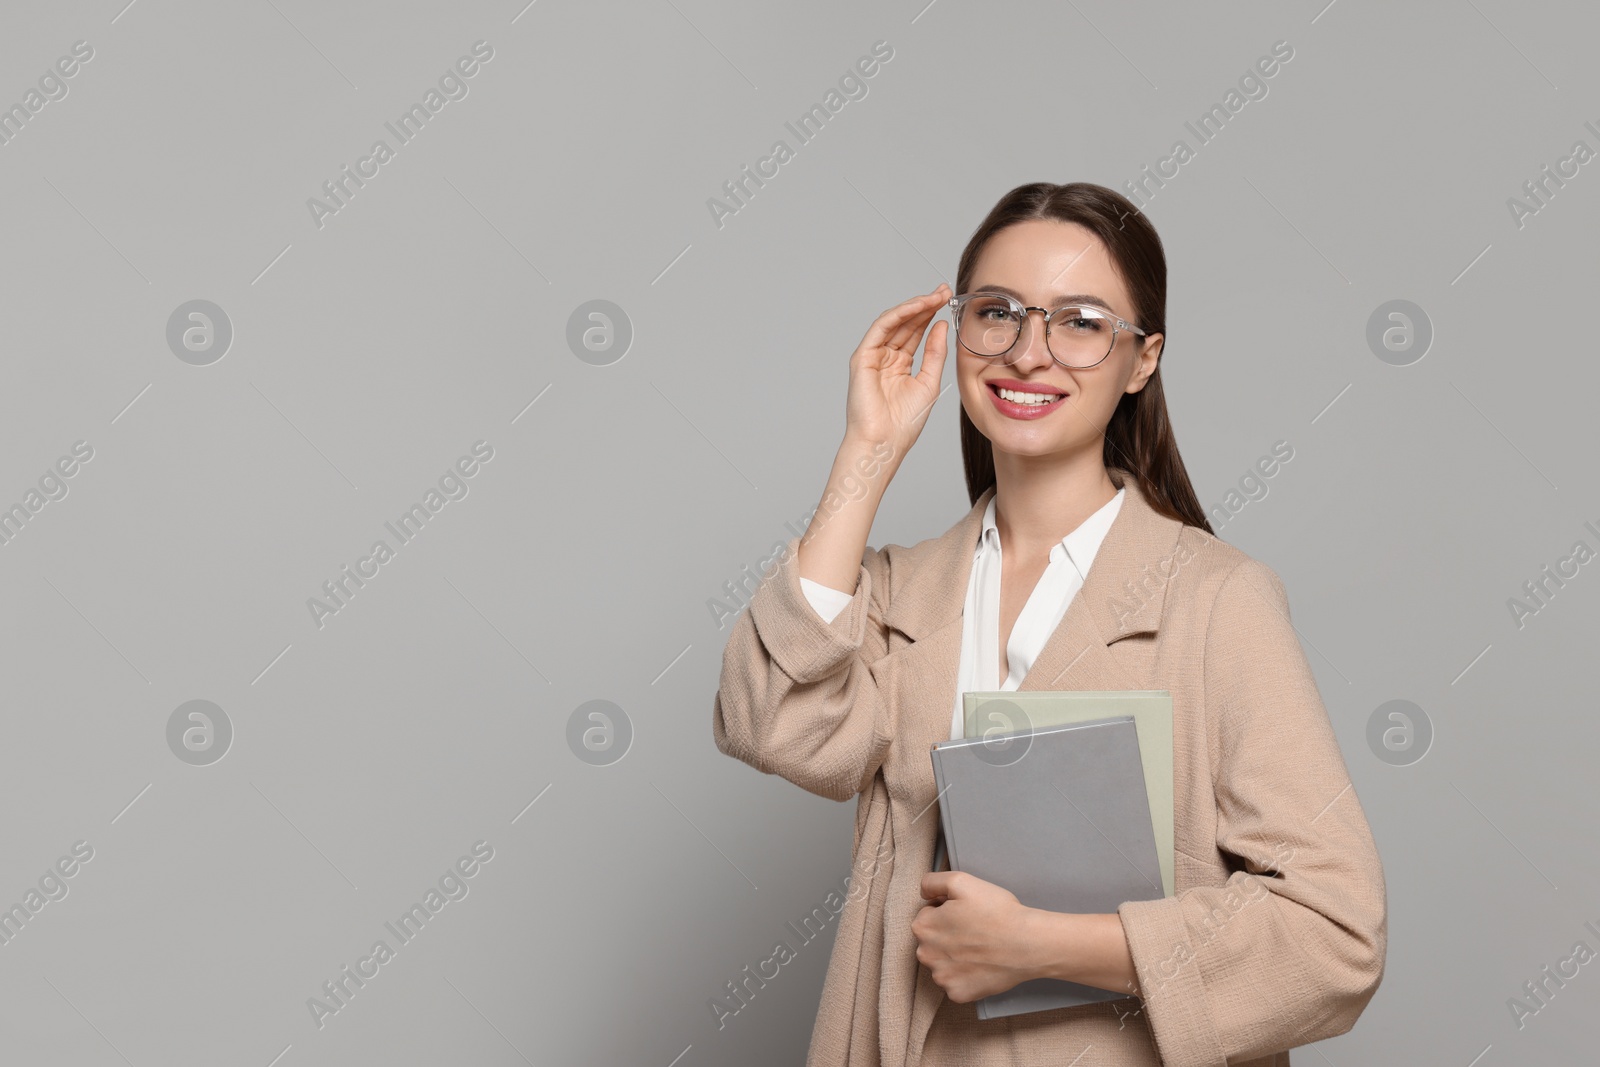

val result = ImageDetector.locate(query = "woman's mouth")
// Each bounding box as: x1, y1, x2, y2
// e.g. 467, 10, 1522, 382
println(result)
985, 381, 1068, 419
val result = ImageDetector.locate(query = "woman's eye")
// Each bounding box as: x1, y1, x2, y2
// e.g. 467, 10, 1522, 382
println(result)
1060, 316, 1104, 332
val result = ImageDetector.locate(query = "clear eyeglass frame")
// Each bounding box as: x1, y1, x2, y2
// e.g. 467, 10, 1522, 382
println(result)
947, 292, 1147, 370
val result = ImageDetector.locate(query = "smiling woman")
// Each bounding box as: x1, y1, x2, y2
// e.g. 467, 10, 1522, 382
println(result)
713, 181, 1387, 1067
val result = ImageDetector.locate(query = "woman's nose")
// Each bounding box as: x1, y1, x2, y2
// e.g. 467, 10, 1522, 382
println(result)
1008, 309, 1056, 370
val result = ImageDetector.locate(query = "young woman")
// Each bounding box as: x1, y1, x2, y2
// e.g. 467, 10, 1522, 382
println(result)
713, 182, 1386, 1067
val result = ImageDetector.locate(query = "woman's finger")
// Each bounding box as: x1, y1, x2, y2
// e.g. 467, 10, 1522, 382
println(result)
857, 293, 936, 353
915, 319, 950, 391
884, 290, 948, 354
858, 285, 949, 354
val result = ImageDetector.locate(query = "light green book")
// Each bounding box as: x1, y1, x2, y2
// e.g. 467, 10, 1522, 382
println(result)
963, 690, 1175, 898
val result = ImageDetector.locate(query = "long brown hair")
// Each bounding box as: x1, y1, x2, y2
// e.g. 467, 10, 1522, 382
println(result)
955, 182, 1213, 535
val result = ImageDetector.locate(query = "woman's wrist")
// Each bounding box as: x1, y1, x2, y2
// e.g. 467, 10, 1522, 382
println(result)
839, 432, 901, 474
794, 438, 897, 592
1017, 907, 1141, 997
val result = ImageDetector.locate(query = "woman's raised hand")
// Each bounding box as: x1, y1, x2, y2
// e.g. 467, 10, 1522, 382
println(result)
844, 283, 952, 455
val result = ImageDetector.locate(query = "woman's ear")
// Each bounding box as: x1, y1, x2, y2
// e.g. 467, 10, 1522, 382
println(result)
1125, 333, 1163, 395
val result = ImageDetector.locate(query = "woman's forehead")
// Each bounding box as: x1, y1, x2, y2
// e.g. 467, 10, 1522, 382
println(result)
970, 221, 1128, 306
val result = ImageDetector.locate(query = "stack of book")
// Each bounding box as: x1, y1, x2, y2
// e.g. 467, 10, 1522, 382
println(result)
928, 690, 1174, 1020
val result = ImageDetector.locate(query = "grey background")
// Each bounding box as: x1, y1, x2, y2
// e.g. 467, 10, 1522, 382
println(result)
0, 0, 1595, 1064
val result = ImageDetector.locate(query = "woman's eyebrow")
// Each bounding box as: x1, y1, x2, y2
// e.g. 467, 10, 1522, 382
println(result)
972, 283, 1117, 310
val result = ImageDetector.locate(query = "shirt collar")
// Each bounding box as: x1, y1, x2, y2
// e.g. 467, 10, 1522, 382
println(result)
977, 485, 1127, 577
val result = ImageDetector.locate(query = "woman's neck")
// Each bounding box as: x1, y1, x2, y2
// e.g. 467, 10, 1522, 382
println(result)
990, 453, 1120, 563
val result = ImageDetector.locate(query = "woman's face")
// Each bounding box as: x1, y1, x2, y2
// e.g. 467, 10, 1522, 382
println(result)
956, 219, 1163, 462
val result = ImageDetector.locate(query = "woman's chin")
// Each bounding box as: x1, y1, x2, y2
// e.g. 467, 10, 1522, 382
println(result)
963, 401, 1082, 457
986, 430, 1070, 458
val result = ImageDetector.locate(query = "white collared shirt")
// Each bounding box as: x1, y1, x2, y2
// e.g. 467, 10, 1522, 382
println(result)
799, 486, 1124, 739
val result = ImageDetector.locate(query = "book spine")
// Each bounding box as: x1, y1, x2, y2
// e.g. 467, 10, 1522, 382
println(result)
931, 749, 958, 872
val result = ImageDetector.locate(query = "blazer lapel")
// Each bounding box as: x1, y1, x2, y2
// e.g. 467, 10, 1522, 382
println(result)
882, 465, 1184, 655
1022, 466, 1186, 692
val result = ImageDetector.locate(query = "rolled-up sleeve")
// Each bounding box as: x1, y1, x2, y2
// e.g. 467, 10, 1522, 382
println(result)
800, 576, 856, 624
712, 532, 896, 803
1116, 558, 1388, 1067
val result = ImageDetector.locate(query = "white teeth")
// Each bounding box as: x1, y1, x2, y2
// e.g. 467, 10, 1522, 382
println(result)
997, 387, 1061, 405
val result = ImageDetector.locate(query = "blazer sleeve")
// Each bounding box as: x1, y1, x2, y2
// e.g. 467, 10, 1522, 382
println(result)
712, 531, 896, 803
800, 576, 856, 623
1116, 558, 1388, 1067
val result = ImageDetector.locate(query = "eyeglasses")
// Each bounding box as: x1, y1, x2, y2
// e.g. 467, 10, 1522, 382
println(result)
947, 292, 1147, 370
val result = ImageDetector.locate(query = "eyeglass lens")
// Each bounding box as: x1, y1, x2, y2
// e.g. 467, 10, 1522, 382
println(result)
955, 296, 1117, 368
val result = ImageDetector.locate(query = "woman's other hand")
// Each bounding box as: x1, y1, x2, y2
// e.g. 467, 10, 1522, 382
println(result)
911, 869, 1041, 1003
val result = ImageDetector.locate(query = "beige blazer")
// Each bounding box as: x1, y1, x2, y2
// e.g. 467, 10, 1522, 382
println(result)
713, 466, 1386, 1067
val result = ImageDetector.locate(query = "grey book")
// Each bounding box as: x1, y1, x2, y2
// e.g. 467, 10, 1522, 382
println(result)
929, 715, 1164, 1020
963, 690, 1175, 898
